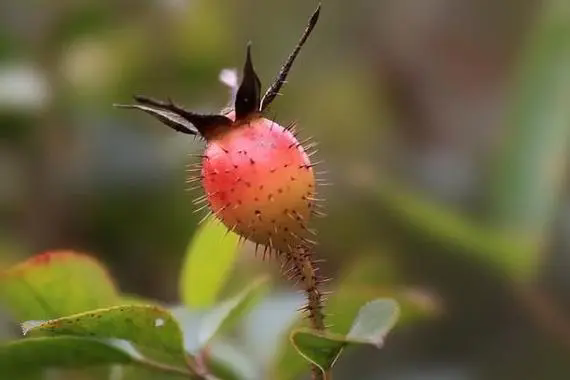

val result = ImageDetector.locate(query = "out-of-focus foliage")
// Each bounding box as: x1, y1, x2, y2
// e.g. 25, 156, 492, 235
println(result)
2, 0, 570, 379
0, 337, 133, 376
272, 253, 436, 380
0, 236, 395, 379
180, 218, 240, 309
198, 277, 270, 347
24, 305, 188, 368
490, 0, 570, 248
290, 299, 399, 373
0, 251, 118, 320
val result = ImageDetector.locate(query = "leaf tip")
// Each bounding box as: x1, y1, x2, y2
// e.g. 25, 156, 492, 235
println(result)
20, 320, 45, 336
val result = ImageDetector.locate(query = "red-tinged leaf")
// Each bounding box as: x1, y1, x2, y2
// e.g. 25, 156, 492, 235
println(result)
0, 251, 119, 321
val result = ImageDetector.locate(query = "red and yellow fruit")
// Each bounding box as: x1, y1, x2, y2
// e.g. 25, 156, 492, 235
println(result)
117, 5, 322, 255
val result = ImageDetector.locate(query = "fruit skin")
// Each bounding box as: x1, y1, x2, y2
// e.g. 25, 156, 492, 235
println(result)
201, 115, 315, 252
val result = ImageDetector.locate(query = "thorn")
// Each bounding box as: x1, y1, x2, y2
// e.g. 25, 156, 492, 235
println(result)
312, 210, 327, 218
263, 245, 269, 260
303, 238, 318, 246
307, 160, 324, 168
193, 204, 210, 213
306, 228, 318, 236
192, 198, 208, 206
213, 204, 229, 218
198, 211, 213, 225
285, 121, 297, 132
185, 176, 203, 184
193, 194, 208, 202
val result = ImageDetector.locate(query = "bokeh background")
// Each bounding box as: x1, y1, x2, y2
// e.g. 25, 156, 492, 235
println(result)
2, 0, 570, 379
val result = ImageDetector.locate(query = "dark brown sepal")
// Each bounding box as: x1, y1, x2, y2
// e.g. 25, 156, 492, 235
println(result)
115, 96, 232, 140
260, 4, 321, 111
234, 43, 262, 120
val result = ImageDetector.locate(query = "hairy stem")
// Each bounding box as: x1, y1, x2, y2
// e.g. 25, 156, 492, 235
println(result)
287, 246, 325, 329
285, 245, 328, 379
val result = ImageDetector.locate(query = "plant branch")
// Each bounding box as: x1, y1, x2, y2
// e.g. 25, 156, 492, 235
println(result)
284, 245, 329, 379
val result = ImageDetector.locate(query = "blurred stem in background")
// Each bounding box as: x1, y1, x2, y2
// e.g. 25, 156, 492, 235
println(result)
489, 0, 570, 261
490, 0, 570, 351
24, 4, 71, 253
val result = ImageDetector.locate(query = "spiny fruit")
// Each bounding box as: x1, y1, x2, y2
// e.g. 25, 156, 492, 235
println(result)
201, 113, 317, 253
116, 5, 322, 255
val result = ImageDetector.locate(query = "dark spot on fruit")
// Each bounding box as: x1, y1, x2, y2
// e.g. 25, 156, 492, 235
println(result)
270, 168, 277, 173
268, 194, 274, 201
284, 163, 289, 168
234, 164, 238, 169
238, 200, 243, 205
291, 176, 296, 181
278, 188, 283, 193
250, 158, 255, 165
245, 181, 251, 187
254, 197, 259, 201
284, 227, 289, 232
255, 210, 261, 215
259, 185, 264, 190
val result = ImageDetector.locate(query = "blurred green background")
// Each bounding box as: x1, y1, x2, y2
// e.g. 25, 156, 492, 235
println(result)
2, 0, 570, 379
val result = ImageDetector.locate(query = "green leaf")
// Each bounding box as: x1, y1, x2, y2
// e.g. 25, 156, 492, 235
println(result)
0, 251, 119, 321
345, 299, 400, 344
0, 337, 133, 375
180, 218, 240, 308
289, 330, 345, 373
271, 255, 436, 380
23, 305, 188, 368
122, 366, 190, 380
490, 0, 570, 251
199, 277, 270, 346
290, 299, 399, 373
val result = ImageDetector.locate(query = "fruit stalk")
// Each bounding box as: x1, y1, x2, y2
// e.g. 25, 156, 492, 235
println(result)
286, 245, 325, 330
286, 245, 328, 380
